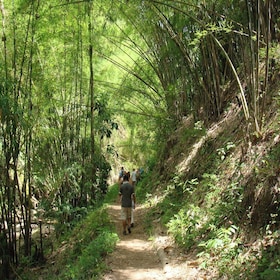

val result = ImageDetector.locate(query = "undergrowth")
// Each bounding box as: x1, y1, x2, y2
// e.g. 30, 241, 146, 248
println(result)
139, 108, 280, 279
20, 185, 119, 280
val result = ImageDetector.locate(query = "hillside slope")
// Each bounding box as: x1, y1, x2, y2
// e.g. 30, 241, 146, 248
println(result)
137, 98, 280, 279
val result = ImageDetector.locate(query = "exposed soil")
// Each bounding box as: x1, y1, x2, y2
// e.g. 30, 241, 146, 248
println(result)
102, 202, 207, 280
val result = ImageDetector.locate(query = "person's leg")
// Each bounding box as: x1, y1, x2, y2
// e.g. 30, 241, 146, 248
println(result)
127, 218, 131, 233
122, 220, 127, 234
127, 208, 132, 233
121, 207, 128, 235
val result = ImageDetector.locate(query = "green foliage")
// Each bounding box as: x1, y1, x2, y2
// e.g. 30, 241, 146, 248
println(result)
206, 181, 244, 224
103, 183, 119, 204
198, 224, 239, 255
167, 204, 202, 249
216, 231, 280, 280
52, 204, 90, 237
56, 203, 118, 279
254, 143, 280, 178
216, 141, 236, 161
155, 169, 246, 274
259, 268, 280, 280
182, 178, 199, 194
63, 231, 118, 280
256, 256, 280, 280
132, 170, 152, 203
197, 224, 241, 276
249, 231, 280, 280
95, 98, 119, 139
20, 204, 118, 280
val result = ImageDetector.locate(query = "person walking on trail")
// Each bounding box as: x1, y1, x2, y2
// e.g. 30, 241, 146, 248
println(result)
118, 166, 124, 186
131, 168, 137, 186
119, 173, 136, 235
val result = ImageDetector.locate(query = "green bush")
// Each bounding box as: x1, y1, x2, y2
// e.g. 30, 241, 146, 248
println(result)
167, 204, 202, 249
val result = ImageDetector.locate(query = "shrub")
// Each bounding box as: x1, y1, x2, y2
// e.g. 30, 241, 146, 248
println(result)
167, 204, 202, 249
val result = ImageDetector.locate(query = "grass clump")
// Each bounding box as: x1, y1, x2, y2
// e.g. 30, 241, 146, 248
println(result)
63, 230, 118, 280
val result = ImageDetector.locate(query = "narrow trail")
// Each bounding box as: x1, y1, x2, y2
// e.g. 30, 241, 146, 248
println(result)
102, 202, 205, 280
102, 203, 165, 280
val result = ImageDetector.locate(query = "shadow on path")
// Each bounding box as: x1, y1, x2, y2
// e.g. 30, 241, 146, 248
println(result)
102, 204, 165, 280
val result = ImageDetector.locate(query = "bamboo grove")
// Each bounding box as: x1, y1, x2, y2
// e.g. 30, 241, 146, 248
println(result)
0, 0, 279, 278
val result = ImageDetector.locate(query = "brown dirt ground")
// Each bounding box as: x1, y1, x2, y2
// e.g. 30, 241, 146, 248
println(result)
102, 202, 208, 280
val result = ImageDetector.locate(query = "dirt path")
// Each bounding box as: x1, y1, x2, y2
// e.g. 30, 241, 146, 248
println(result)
102, 203, 165, 280
102, 203, 205, 280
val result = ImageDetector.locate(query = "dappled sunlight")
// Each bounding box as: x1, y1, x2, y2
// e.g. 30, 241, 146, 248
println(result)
177, 104, 240, 173
117, 238, 152, 251
105, 268, 165, 280
177, 136, 207, 173
103, 200, 204, 280
103, 202, 166, 280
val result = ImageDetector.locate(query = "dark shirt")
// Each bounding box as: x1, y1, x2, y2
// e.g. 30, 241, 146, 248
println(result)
120, 181, 134, 207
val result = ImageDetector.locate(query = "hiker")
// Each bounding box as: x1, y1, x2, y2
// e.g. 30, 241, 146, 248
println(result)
131, 168, 137, 186
136, 168, 141, 182
126, 171, 131, 182
119, 173, 136, 235
118, 166, 124, 186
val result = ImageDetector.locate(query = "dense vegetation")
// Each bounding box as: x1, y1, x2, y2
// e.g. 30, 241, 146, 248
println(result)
0, 0, 279, 279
